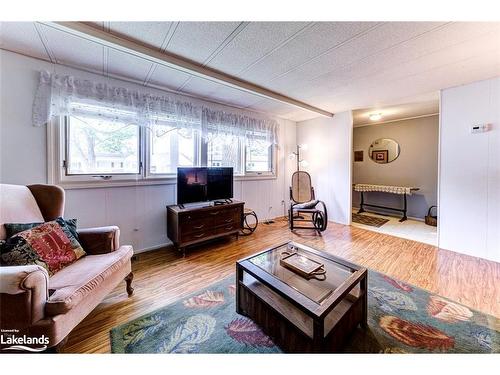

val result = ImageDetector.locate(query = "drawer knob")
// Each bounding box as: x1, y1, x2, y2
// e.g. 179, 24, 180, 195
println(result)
193, 224, 205, 229
210, 211, 220, 215
194, 233, 205, 238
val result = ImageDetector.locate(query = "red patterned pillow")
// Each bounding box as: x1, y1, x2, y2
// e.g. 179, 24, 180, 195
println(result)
0, 221, 86, 275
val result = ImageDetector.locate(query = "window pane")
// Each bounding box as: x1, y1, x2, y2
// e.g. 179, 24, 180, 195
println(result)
246, 139, 272, 173
149, 125, 199, 174
178, 129, 197, 167
149, 125, 174, 174
67, 116, 139, 175
207, 134, 242, 174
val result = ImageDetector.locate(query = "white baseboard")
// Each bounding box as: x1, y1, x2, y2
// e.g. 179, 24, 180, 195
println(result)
132, 214, 286, 254
133, 242, 173, 255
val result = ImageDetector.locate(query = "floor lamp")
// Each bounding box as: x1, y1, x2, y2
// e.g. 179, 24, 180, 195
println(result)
289, 144, 309, 171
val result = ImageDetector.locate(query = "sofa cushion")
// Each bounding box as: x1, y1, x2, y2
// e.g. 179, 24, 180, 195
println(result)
0, 185, 44, 240
0, 221, 86, 276
4, 217, 79, 240
46, 245, 133, 316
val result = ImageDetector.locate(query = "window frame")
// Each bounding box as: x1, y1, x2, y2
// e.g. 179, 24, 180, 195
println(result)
64, 116, 143, 177
244, 140, 275, 176
48, 115, 278, 189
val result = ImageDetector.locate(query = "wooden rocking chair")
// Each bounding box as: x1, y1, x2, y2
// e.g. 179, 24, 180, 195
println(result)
289, 171, 328, 232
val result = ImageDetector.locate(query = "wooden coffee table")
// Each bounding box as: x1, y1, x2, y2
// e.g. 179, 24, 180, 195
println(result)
236, 241, 367, 353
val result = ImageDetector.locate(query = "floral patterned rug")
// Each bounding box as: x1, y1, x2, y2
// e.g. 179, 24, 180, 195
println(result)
110, 270, 499, 353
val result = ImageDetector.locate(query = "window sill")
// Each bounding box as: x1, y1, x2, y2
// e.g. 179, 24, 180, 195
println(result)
57, 174, 277, 190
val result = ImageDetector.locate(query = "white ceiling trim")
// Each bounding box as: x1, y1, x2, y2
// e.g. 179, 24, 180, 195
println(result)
33, 23, 55, 63
355, 112, 439, 128
39, 21, 333, 118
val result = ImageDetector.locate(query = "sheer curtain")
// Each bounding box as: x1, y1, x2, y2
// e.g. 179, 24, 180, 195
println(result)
33, 71, 279, 143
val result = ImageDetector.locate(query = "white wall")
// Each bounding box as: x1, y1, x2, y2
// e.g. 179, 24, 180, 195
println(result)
439, 77, 500, 262
0, 50, 296, 253
296, 112, 353, 225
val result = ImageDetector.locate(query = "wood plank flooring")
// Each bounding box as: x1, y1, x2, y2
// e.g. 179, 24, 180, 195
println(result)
63, 219, 500, 353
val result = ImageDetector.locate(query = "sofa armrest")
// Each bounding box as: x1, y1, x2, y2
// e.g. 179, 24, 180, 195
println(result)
77, 226, 120, 255
0, 265, 49, 326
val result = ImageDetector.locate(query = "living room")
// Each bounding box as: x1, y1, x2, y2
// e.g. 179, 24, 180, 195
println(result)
1, 1, 499, 373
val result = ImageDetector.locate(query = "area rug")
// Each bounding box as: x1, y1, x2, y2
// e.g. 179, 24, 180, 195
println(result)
110, 271, 499, 353
352, 213, 389, 227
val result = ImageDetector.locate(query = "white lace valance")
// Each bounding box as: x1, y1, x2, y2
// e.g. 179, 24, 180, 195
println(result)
201, 107, 278, 145
32, 71, 278, 143
33, 71, 201, 130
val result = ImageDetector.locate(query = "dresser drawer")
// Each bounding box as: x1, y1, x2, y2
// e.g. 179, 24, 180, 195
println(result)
180, 229, 210, 243
214, 222, 239, 235
213, 207, 241, 225
180, 217, 209, 234
179, 210, 207, 223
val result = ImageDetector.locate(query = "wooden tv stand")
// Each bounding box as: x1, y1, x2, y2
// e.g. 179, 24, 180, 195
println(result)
167, 200, 244, 256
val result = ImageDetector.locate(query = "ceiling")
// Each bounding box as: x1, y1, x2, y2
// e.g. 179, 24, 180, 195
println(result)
1, 21, 499, 122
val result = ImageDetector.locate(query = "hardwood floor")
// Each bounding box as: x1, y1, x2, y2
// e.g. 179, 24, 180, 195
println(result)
63, 218, 500, 353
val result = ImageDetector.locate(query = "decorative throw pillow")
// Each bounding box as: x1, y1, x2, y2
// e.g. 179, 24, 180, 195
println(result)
4, 217, 79, 240
0, 221, 86, 276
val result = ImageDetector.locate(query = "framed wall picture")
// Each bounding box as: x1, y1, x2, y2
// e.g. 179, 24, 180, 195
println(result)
372, 150, 389, 163
354, 150, 364, 162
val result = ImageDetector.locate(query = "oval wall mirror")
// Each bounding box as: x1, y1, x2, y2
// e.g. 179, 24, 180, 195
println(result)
368, 138, 400, 164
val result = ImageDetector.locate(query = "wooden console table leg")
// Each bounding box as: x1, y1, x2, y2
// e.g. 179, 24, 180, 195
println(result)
357, 191, 365, 213
399, 193, 408, 222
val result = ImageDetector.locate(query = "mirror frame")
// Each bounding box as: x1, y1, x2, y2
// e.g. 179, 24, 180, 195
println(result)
368, 138, 401, 164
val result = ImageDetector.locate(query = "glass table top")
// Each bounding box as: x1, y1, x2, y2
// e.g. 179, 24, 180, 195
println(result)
248, 242, 355, 304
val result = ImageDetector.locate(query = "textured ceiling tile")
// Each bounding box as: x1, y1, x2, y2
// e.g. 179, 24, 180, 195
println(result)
207, 86, 263, 107
147, 65, 192, 91
108, 22, 173, 49
206, 22, 309, 76
316, 22, 500, 92
240, 22, 380, 85
178, 76, 222, 97
265, 22, 448, 94
306, 48, 500, 115
165, 22, 242, 64
302, 29, 500, 108
246, 98, 309, 118
38, 24, 104, 72
107, 49, 153, 82
0, 22, 50, 61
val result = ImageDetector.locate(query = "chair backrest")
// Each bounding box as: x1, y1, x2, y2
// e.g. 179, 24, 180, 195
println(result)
0, 184, 65, 240
290, 171, 314, 204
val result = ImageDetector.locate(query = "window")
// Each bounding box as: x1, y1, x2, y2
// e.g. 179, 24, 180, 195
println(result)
66, 116, 140, 175
207, 134, 243, 175
149, 125, 200, 175
51, 113, 276, 187
245, 132, 273, 173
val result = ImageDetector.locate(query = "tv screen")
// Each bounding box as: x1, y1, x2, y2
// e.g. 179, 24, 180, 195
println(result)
207, 167, 233, 201
177, 167, 233, 205
177, 167, 208, 204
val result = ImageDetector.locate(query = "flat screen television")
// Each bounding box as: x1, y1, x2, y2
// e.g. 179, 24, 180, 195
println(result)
177, 167, 233, 205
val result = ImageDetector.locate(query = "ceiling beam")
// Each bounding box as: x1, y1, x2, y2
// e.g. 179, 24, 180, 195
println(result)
42, 21, 334, 118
